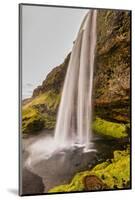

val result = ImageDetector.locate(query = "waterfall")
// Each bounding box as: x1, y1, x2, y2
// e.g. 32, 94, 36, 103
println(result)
54, 10, 97, 150
25, 10, 97, 168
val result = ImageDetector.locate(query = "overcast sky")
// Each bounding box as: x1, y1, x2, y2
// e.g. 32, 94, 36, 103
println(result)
22, 5, 88, 99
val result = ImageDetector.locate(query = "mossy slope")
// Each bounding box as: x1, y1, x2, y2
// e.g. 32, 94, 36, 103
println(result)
49, 149, 130, 193
92, 117, 128, 138
22, 91, 60, 134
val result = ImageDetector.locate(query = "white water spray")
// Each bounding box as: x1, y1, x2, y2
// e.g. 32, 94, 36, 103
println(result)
54, 10, 97, 150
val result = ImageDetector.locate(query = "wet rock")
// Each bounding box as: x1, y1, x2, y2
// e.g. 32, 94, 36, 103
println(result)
84, 175, 108, 191
22, 168, 44, 195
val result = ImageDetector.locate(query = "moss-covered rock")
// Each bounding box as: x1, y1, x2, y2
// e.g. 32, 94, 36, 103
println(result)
22, 91, 60, 134
92, 117, 128, 138
22, 107, 44, 134
49, 149, 130, 193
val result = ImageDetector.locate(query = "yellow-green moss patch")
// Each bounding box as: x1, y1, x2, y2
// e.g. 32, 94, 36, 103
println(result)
92, 117, 128, 138
22, 91, 60, 134
23, 91, 60, 112
22, 107, 44, 134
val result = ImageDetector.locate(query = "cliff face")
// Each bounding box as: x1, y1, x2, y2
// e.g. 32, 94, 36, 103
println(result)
22, 10, 131, 134
93, 10, 131, 123
95, 10, 130, 103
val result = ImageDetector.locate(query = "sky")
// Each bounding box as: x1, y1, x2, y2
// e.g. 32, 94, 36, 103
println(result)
21, 5, 89, 99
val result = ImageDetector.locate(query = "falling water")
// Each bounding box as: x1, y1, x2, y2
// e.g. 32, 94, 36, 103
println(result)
54, 10, 97, 150
25, 10, 97, 170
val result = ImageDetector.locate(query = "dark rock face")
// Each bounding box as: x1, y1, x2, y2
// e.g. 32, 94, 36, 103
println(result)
93, 10, 131, 122
94, 10, 130, 104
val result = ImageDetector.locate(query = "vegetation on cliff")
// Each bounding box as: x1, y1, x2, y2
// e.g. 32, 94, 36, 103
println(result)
22, 91, 60, 134
92, 117, 128, 138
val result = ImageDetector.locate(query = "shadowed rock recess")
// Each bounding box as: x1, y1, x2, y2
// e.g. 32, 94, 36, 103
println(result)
22, 10, 131, 192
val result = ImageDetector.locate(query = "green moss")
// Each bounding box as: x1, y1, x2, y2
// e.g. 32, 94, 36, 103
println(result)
22, 107, 44, 134
33, 91, 60, 111
92, 149, 130, 189
23, 91, 60, 112
22, 91, 60, 134
49, 149, 130, 193
43, 113, 56, 129
92, 117, 128, 138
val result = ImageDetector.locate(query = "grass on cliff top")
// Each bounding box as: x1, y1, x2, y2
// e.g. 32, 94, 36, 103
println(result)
49, 149, 130, 193
23, 90, 60, 112
92, 117, 128, 138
